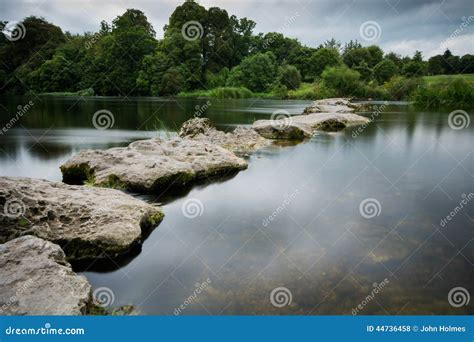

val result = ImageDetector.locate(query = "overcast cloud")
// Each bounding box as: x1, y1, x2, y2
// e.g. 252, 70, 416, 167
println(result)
1, 0, 473, 58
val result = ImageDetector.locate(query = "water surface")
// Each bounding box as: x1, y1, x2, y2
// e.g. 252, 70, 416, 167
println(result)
0, 96, 472, 315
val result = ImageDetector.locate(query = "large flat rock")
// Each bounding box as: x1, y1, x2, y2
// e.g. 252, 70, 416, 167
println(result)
178, 118, 269, 154
252, 112, 370, 140
61, 137, 247, 193
303, 98, 362, 114
0, 235, 92, 315
0, 177, 164, 260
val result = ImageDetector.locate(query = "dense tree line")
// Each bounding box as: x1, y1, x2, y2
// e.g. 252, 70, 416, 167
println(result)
1, 0, 473, 97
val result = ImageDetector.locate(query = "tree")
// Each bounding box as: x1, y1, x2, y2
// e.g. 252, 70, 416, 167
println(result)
402, 61, 426, 77
460, 54, 474, 74
307, 48, 341, 80
427, 55, 445, 75
343, 47, 372, 68
227, 52, 277, 92
373, 59, 398, 84
322, 65, 362, 96
353, 61, 373, 82
277, 64, 301, 90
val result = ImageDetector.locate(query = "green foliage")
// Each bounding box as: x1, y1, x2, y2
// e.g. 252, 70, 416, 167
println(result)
352, 62, 373, 82
382, 76, 422, 100
277, 64, 301, 90
373, 59, 398, 83
307, 48, 341, 80
287, 82, 335, 100
179, 87, 253, 99
413, 78, 474, 107
321, 65, 363, 97
227, 52, 277, 92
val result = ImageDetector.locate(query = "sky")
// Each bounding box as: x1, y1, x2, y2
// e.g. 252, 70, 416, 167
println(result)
1, 0, 473, 58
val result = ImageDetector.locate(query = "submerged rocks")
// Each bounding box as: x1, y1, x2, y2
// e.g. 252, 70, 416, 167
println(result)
252, 112, 370, 140
0, 235, 92, 315
303, 98, 362, 114
0, 177, 164, 260
61, 137, 248, 193
179, 117, 269, 154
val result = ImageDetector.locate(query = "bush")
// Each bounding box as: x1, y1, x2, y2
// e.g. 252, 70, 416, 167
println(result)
413, 79, 474, 107
307, 48, 341, 80
373, 59, 398, 84
287, 82, 335, 100
383, 76, 422, 100
227, 52, 277, 92
321, 65, 363, 97
277, 64, 301, 90
208, 87, 253, 99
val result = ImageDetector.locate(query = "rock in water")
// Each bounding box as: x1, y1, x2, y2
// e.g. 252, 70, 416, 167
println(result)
302, 98, 362, 114
0, 177, 164, 260
61, 137, 248, 193
179, 118, 269, 154
252, 112, 370, 140
0, 235, 92, 315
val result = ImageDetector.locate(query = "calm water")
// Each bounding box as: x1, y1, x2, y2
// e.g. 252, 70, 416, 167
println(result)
0, 96, 472, 315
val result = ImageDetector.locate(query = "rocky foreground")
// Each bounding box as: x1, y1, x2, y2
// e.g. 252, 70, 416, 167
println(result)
61, 137, 247, 193
0, 236, 92, 315
0, 177, 163, 260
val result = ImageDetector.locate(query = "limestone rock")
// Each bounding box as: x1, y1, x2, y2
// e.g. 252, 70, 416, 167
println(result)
0, 177, 164, 260
60, 137, 248, 193
0, 235, 92, 315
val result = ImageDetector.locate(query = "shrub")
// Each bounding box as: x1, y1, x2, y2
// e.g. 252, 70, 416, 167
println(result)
321, 65, 363, 97
413, 79, 474, 107
277, 65, 301, 90
227, 52, 277, 92
287, 82, 335, 100
383, 76, 423, 100
208, 87, 253, 99
373, 59, 398, 84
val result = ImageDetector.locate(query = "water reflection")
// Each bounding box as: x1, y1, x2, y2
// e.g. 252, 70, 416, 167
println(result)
0, 96, 472, 315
